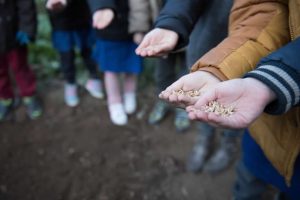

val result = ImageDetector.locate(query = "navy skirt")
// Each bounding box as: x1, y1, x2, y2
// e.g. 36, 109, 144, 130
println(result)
93, 39, 142, 74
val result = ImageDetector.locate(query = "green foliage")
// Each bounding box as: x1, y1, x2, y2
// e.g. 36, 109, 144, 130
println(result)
139, 58, 155, 89
29, 0, 60, 81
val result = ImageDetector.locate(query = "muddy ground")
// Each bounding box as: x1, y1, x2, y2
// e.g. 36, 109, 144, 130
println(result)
0, 81, 275, 200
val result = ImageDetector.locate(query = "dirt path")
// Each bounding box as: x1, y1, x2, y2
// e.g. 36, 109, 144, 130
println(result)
0, 81, 251, 200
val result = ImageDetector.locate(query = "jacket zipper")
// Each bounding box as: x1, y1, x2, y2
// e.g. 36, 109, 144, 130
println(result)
289, 17, 295, 40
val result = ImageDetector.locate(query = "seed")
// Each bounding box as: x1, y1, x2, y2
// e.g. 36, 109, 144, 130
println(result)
172, 89, 201, 97
203, 101, 235, 116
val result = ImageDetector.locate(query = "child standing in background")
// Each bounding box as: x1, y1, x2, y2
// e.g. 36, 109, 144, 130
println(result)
0, 0, 42, 121
46, 0, 103, 107
88, 0, 146, 126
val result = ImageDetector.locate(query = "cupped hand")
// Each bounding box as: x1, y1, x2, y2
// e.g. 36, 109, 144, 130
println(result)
135, 28, 179, 57
159, 71, 221, 108
93, 9, 115, 30
186, 78, 276, 129
16, 31, 30, 45
46, 0, 66, 11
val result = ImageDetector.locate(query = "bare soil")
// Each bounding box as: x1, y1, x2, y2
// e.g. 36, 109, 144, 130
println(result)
0, 81, 274, 200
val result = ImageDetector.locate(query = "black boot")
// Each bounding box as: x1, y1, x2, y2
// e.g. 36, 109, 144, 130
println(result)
0, 98, 13, 121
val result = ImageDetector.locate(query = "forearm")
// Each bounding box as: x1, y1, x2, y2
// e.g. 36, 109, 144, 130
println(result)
87, 0, 116, 14
191, 0, 289, 81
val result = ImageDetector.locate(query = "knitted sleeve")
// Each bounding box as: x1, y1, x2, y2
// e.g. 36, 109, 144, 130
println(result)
245, 63, 300, 114
247, 38, 300, 114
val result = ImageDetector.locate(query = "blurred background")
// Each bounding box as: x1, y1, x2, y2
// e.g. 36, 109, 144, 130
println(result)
0, 1, 276, 200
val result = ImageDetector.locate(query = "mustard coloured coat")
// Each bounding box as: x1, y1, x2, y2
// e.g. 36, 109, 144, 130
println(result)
191, 0, 300, 184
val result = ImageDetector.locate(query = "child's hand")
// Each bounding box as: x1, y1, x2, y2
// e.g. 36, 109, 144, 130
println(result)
46, 0, 67, 11
16, 31, 30, 45
133, 32, 144, 45
186, 78, 276, 129
135, 28, 179, 57
159, 71, 221, 108
93, 9, 114, 30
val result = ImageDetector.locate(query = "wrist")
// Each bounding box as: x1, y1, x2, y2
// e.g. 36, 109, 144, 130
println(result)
244, 78, 276, 105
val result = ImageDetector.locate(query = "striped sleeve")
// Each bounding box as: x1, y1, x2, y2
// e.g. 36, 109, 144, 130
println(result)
244, 63, 300, 114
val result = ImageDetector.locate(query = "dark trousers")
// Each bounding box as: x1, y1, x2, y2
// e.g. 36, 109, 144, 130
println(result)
233, 160, 268, 200
155, 52, 187, 95
187, 0, 236, 139
197, 122, 241, 140
0, 47, 36, 99
60, 47, 98, 84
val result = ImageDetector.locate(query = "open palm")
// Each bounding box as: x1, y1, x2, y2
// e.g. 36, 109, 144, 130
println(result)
135, 28, 179, 57
46, 0, 67, 10
93, 9, 115, 30
186, 78, 276, 129
159, 71, 221, 108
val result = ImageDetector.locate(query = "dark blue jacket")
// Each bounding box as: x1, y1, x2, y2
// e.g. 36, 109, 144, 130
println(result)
245, 37, 300, 114
47, 0, 91, 31
155, 0, 209, 49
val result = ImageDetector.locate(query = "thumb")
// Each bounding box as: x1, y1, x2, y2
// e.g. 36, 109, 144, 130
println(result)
135, 37, 149, 54
193, 89, 217, 110
92, 13, 98, 28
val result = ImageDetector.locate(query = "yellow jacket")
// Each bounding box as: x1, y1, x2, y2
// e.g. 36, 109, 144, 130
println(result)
191, 0, 300, 184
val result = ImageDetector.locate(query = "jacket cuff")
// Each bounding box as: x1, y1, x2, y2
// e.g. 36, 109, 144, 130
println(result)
244, 63, 300, 114
191, 66, 228, 81
88, 1, 116, 14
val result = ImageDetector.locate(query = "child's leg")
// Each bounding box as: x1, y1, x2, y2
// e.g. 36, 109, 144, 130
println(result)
105, 71, 127, 125
8, 47, 36, 98
81, 47, 104, 99
105, 71, 122, 104
0, 52, 14, 99
155, 55, 177, 95
148, 55, 176, 124
59, 50, 79, 107
123, 73, 137, 94
0, 51, 14, 120
9, 47, 42, 119
59, 50, 76, 84
80, 47, 98, 80
123, 73, 137, 114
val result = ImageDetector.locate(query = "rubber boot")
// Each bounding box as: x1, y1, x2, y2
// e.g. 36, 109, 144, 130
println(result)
203, 135, 238, 173
186, 134, 213, 172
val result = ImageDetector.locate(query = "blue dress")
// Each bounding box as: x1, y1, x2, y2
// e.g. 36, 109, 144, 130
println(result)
93, 39, 142, 74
